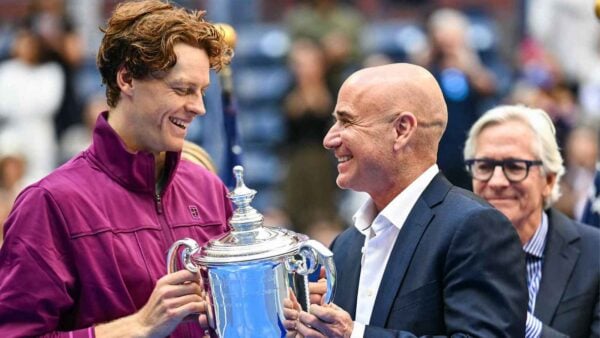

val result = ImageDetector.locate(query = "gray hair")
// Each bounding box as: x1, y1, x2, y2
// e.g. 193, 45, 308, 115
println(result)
463, 105, 565, 207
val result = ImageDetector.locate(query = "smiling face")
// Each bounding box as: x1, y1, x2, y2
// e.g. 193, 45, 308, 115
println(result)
112, 43, 210, 155
472, 120, 555, 232
323, 64, 447, 209
323, 79, 398, 198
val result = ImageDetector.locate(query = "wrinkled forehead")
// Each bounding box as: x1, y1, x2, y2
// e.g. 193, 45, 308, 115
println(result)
336, 79, 395, 118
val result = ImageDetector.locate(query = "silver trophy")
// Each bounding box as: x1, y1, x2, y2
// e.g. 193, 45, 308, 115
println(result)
167, 165, 336, 337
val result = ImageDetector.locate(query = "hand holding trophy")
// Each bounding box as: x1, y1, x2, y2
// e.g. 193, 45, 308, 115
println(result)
168, 166, 336, 337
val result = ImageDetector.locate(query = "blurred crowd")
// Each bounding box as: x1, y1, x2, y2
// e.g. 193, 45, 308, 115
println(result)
0, 0, 599, 247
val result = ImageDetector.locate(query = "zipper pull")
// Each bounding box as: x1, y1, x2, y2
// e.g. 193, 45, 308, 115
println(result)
155, 193, 163, 214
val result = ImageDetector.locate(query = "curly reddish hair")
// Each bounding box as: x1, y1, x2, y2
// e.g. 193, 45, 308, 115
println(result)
97, 0, 232, 107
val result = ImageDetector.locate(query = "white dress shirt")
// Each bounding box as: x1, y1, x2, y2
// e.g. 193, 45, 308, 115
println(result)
351, 165, 439, 338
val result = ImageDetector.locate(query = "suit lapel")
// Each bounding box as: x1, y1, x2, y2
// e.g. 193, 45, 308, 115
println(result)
332, 229, 365, 318
369, 174, 450, 327
534, 209, 581, 323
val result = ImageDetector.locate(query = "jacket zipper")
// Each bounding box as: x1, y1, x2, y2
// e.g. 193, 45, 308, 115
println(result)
154, 193, 164, 214
155, 192, 174, 246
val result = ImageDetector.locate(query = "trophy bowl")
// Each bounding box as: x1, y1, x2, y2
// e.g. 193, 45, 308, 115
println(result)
167, 166, 336, 337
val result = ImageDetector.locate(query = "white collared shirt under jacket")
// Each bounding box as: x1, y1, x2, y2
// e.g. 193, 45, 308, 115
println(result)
351, 165, 439, 338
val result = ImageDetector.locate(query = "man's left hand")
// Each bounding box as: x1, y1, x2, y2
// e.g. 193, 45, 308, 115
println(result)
296, 303, 353, 338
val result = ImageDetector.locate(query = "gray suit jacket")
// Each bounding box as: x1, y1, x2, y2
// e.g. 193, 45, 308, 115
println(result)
535, 209, 600, 338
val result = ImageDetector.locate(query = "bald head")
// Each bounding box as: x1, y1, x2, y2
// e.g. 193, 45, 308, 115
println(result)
343, 63, 447, 148
324, 63, 447, 204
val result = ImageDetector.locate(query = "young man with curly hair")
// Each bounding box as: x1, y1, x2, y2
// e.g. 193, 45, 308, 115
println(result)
0, 1, 232, 336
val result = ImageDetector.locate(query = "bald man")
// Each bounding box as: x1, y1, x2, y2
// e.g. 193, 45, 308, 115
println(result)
286, 64, 527, 337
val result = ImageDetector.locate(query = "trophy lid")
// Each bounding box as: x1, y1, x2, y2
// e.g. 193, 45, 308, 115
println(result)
197, 166, 307, 265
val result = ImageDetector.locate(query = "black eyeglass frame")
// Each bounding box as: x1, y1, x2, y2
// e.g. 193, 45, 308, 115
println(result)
464, 158, 544, 183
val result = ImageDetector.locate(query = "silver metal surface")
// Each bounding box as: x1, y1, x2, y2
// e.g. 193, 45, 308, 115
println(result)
201, 260, 290, 337
198, 166, 306, 264
166, 238, 200, 273
166, 166, 337, 337
300, 240, 337, 304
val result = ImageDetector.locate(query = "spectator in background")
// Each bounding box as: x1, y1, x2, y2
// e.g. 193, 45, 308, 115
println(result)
509, 38, 578, 150
282, 38, 341, 246
464, 105, 600, 338
181, 139, 218, 174
581, 168, 600, 229
410, 8, 498, 190
284, 0, 365, 94
0, 23, 64, 184
26, 0, 84, 142
527, 0, 600, 119
58, 94, 107, 163
554, 125, 599, 220
0, 153, 26, 247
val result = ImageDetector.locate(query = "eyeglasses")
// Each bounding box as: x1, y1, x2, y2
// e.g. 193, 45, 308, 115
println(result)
464, 158, 543, 183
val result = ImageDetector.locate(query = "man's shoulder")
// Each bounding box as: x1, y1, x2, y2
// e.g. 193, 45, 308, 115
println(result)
577, 222, 600, 245
420, 183, 514, 241
433, 184, 502, 219
549, 208, 600, 245
546, 209, 599, 279
571, 217, 600, 245
5, 156, 96, 230
422, 174, 495, 212
33, 154, 97, 196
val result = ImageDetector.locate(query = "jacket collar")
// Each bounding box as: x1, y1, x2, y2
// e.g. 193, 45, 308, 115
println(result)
369, 173, 449, 326
87, 111, 181, 194
534, 208, 581, 322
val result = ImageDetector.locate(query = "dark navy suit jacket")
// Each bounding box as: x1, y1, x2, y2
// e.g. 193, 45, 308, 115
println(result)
535, 209, 600, 338
331, 174, 528, 337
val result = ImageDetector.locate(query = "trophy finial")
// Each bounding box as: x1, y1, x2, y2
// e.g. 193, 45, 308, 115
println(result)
230, 165, 254, 202
233, 165, 245, 189
228, 165, 262, 232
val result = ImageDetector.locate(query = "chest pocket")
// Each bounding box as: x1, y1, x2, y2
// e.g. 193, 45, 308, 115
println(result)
164, 192, 229, 244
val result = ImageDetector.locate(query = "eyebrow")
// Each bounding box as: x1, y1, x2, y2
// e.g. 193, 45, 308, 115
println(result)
167, 79, 196, 87
166, 79, 210, 91
333, 110, 353, 120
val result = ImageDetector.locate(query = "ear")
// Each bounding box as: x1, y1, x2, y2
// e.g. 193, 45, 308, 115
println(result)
543, 172, 558, 198
116, 66, 134, 98
393, 111, 417, 151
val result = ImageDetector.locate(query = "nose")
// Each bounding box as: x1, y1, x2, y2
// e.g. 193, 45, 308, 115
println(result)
186, 95, 206, 116
487, 165, 510, 187
323, 123, 341, 150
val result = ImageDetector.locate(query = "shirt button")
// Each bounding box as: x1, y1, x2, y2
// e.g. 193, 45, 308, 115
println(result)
367, 289, 374, 297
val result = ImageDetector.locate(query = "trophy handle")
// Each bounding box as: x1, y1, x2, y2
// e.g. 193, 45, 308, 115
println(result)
167, 238, 200, 274
297, 240, 337, 305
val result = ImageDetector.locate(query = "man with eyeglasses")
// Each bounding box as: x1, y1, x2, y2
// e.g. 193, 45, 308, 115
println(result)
284, 63, 527, 337
464, 105, 600, 338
